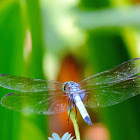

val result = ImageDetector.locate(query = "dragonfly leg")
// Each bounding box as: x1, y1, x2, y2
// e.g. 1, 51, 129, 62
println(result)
75, 104, 77, 117
67, 98, 73, 124
73, 100, 77, 119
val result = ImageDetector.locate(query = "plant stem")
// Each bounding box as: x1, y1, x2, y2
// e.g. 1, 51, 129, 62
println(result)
67, 108, 80, 140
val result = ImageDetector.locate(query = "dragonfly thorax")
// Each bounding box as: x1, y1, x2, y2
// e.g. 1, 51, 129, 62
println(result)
62, 81, 82, 95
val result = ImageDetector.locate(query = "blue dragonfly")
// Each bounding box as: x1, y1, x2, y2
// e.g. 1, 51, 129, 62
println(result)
0, 58, 140, 125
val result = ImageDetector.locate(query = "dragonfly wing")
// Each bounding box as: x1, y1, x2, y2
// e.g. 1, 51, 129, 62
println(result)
1, 91, 70, 114
80, 58, 140, 87
82, 76, 140, 108
0, 74, 63, 92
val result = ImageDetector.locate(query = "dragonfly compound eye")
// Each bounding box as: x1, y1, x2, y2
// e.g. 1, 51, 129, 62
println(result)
62, 82, 70, 94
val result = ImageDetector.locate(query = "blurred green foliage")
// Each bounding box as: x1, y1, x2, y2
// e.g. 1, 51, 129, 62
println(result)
0, 0, 46, 140
0, 0, 140, 140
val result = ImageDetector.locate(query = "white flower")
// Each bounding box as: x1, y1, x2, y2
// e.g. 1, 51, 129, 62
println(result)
48, 132, 76, 140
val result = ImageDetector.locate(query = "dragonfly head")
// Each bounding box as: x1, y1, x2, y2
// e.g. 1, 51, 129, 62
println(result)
62, 81, 80, 95
62, 82, 71, 94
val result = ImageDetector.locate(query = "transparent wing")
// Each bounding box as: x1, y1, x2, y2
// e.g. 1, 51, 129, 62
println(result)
80, 58, 140, 88
0, 74, 63, 92
1, 90, 71, 114
82, 76, 140, 108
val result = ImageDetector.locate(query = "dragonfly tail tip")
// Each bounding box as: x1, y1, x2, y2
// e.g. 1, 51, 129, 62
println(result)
85, 116, 92, 125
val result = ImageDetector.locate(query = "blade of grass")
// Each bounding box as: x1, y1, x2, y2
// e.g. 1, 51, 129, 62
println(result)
77, 5, 140, 29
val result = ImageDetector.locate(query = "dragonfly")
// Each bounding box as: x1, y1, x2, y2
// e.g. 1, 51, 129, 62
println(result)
0, 58, 140, 125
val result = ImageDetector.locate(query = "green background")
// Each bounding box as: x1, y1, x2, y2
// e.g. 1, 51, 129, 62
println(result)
0, 0, 140, 140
